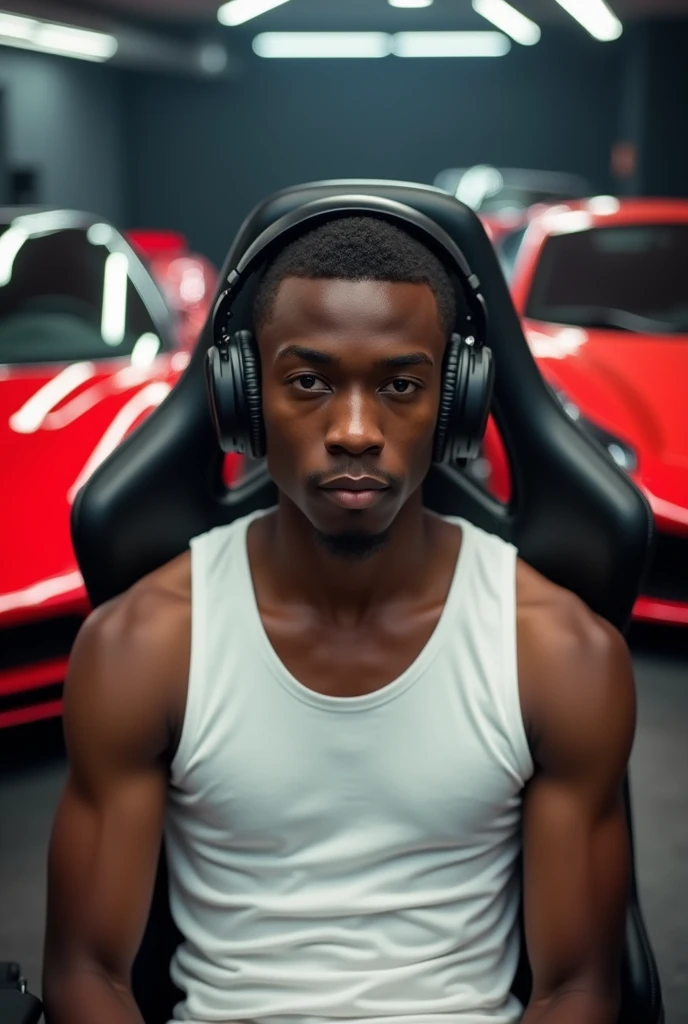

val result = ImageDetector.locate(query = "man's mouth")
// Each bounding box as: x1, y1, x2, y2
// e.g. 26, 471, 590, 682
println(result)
320, 476, 390, 492
319, 476, 390, 511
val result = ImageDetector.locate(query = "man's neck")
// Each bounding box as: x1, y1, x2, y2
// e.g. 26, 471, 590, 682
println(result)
254, 492, 439, 622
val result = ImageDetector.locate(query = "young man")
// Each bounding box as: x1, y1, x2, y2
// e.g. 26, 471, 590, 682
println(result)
43, 216, 636, 1024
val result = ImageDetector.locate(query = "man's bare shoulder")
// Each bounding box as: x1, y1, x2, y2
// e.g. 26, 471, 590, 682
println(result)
85, 550, 192, 651
516, 559, 636, 773
64, 552, 192, 764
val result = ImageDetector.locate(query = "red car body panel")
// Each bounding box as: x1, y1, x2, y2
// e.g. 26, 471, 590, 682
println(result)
0, 353, 184, 727
1, 356, 193, 606
0, 351, 244, 728
126, 230, 189, 258
488, 199, 688, 625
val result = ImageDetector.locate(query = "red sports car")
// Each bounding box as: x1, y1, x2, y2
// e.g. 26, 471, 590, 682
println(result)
0, 210, 240, 729
434, 165, 592, 245
485, 198, 688, 626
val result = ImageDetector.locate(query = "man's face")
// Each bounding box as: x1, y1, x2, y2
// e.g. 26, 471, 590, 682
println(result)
257, 276, 447, 541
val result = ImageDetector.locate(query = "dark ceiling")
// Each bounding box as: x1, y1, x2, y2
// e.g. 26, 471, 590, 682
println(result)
50, 0, 688, 29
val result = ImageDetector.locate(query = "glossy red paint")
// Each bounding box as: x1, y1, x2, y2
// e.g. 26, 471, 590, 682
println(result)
126, 230, 189, 258
487, 198, 688, 625
0, 698, 65, 731
0, 353, 244, 727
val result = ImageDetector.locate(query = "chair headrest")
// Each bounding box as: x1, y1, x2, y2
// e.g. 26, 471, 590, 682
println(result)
72, 179, 651, 628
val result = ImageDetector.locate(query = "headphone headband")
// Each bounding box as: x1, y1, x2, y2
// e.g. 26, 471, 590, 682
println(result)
214, 193, 487, 344
206, 189, 495, 464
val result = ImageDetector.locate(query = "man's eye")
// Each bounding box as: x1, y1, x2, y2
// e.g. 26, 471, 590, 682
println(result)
382, 379, 419, 395
292, 374, 328, 392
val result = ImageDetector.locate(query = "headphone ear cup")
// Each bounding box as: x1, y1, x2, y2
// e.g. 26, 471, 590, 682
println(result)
204, 330, 265, 457
205, 341, 243, 454
458, 345, 494, 461
433, 334, 465, 465
433, 336, 494, 464
236, 330, 266, 460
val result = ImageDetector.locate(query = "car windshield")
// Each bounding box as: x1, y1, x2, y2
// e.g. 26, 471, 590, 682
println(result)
479, 188, 576, 215
434, 167, 589, 214
526, 223, 688, 334
0, 216, 170, 365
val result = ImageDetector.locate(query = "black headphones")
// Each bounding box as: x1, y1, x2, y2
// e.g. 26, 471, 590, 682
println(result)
205, 194, 494, 464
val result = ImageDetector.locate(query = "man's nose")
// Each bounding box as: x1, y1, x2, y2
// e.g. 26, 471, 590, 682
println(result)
324, 388, 385, 457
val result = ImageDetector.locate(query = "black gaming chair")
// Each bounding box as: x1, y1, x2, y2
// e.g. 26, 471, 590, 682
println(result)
71, 181, 664, 1024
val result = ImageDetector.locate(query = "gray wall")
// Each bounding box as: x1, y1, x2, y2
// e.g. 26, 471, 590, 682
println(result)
0, 89, 7, 204
640, 21, 688, 197
124, 30, 623, 265
0, 49, 125, 221
3, 21, 687, 257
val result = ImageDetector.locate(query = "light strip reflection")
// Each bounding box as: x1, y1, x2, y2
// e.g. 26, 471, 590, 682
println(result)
9, 362, 96, 434
68, 382, 172, 503
0, 571, 84, 615
101, 252, 129, 346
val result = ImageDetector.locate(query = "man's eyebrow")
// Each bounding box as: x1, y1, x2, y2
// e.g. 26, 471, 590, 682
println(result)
274, 347, 434, 369
275, 345, 334, 365
377, 352, 434, 369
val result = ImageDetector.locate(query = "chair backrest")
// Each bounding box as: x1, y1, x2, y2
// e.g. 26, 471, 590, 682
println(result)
71, 181, 663, 1024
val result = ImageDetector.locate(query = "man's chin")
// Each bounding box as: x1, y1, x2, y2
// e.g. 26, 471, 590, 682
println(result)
315, 529, 390, 561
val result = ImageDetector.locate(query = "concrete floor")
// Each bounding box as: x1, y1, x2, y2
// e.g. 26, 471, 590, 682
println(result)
0, 628, 686, 1021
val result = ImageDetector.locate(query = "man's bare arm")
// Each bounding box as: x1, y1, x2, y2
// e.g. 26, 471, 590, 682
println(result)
518, 577, 636, 1023
42, 564, 190, 1024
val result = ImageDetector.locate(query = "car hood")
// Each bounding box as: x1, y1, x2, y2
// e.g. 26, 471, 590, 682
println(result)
0, 356, 184, 618
524, 320, 688, 519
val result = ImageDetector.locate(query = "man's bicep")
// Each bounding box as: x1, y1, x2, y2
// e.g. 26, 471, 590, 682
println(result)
46, 768, 166, 979
522, 773, 631, 1000
520, 608, 636, 1009
44, 603, 170, 988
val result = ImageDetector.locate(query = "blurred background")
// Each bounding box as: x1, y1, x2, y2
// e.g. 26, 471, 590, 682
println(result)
1, 1, 687, 1021
1, 0, 687, 258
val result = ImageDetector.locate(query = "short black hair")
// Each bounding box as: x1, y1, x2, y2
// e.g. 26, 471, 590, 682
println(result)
253, 215, 458, 337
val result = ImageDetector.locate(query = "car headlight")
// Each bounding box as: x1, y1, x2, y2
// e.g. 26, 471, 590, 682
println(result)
554, 390, 638, 473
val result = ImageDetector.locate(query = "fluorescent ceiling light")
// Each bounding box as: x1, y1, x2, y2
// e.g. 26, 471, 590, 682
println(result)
218, 0, 291, 27
35, 23, 117, 59
472, 0, 540, 45
0, 11, 117, 61
0, 11, 35, 39
388, 0, 434, 7
553, 0, 622, 41
253, 32, 392, 58
393, 31, 511, 57
253, 31, 511, 59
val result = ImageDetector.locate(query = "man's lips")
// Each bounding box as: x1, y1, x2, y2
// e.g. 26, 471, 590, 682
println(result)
319, 477, 390, 493
318, 477, 390, 511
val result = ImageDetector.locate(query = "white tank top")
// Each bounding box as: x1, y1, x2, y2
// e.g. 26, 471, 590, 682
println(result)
165, 510, 533, 1024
